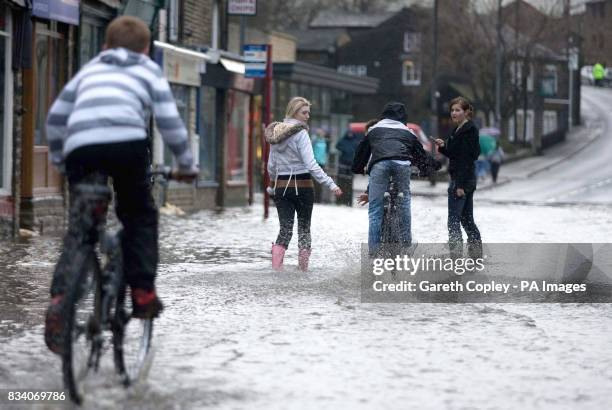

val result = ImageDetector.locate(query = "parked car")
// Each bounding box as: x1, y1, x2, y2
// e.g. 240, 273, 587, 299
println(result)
580, 65, 594, 85
604, 68, 612, 87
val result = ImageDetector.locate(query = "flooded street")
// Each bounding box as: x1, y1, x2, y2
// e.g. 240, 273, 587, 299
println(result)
2, 196, 612, 409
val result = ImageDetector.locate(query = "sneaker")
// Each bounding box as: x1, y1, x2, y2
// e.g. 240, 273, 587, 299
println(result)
44, 295, 65, 355
131, 288, 164, 319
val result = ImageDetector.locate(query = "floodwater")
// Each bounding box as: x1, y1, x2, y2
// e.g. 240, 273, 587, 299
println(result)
1, 196, 612, 409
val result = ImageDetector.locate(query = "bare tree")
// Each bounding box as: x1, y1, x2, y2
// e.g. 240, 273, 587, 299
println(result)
437, 0, 566, 138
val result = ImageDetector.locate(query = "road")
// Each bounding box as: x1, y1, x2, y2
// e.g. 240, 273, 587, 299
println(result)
0, 87, 611, 410
479, 86, 612, 205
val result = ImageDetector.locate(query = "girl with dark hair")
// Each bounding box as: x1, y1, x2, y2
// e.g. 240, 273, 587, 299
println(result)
434, 97, 482, 258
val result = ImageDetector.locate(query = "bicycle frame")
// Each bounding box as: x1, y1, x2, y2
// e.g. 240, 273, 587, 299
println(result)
380, 177, 404, 246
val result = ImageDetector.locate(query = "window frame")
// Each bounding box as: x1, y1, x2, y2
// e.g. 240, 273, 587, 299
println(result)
401, 59, 421, 86
403, 31, 421, 53
0, 6, 12, 194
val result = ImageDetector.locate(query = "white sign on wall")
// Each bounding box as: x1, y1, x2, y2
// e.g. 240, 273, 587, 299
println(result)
163, 49, 202, 87
228, 0, 257, 16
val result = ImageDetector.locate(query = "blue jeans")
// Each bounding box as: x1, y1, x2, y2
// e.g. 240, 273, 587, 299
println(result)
368, 160, 412, 255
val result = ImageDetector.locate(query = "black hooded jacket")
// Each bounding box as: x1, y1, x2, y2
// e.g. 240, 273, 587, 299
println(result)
351, 102, 440, 175
438, 120, 480, 190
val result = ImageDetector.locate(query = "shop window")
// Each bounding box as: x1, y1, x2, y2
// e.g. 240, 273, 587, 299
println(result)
198, 86, 217, 182
165, 84, 191, 167
321, 89, 331, 114
226, 90, 249, 182
79, 17, 105, 67
33, 21, 66, 191
0, 7, 9, 192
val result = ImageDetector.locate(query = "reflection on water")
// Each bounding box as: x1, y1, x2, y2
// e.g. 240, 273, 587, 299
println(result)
1, 201, 612, 409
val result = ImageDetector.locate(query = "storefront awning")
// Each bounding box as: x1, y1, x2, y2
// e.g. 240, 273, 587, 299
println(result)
97, 0, 122, 8
154, 41, 215, 87
154, 41, 215, 63
220, 58, 246, 75
8, 0, 27, 7
32, 0, 80, 26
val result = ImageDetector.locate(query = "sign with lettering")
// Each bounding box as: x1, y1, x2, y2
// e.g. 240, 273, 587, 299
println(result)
228, 0, 256, 16
244, 44, 267, 78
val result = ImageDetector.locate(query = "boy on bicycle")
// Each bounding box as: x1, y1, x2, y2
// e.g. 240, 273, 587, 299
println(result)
352, 102, 440, 257
44, 16, 197, 354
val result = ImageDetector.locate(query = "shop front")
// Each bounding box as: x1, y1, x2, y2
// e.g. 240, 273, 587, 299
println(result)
79, 0, 118, 67
201, 54, 262, 208
153, 41, 212, 210
272, 61, 379, 172
0, 3, 13, 236
20, 0, 79, 232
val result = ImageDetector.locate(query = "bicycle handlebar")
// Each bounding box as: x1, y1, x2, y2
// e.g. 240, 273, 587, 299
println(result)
148, 166, 198, 183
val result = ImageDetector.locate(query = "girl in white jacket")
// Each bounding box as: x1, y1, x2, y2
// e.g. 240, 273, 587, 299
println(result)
265, 97, 342, 271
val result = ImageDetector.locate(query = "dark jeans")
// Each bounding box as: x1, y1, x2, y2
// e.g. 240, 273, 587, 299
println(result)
336, 163, 353, 207
490, 161, 501, 183
447, 180, 481, 247
51, 140, 158, 296
274, 175, 314, 249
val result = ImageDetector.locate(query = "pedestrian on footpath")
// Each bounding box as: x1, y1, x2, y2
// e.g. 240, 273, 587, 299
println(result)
265, 97, 343, 271
488, 140, 505, 184
593, 63, 605, 87
335, 128, 361, 206
435, 97, 482, 259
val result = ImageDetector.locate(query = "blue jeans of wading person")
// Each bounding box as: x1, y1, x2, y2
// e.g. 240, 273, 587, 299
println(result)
368, 160, 412, 256
447, 180, 481, 257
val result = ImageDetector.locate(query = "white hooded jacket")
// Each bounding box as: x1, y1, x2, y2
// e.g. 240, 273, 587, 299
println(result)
265, 118, 338, 193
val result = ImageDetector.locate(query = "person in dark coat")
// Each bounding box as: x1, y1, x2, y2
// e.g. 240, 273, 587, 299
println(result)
434, 96, 482, 258
335, 129, 361, 206
353, 102, 440, 256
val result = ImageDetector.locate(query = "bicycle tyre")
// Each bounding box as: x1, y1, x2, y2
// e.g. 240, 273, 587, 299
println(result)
61, 246, 100, 405
112, 281, 154, 386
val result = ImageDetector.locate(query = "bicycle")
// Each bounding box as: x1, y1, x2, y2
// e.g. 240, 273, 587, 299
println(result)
58, 167, 176, 404
379, 176, 405, 258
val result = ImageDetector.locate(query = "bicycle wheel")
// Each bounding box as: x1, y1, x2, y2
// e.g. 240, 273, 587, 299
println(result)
61, 247, 101, 405
113, 282, 153, 386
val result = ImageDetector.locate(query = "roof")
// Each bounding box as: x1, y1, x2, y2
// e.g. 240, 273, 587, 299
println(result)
309, 11, 395, 29
274, 61, 379, 94
285, 29, 347, 52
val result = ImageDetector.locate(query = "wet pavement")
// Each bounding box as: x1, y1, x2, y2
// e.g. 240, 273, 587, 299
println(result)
1, 196, 612, 410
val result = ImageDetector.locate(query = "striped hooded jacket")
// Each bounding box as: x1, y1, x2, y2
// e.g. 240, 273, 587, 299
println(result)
45, 47, 193, 171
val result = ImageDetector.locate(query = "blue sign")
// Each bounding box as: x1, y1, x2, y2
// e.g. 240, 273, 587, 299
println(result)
32, 0, 80, 26
244, 44, 267, 78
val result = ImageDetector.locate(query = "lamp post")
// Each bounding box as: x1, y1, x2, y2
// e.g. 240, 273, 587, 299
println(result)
430, 0, 438, 139
495, 0, 502, 128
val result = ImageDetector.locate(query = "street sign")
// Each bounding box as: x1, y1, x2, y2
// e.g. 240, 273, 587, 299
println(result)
244, 44, 267, 78
568, 47, 579, 71
228, 0, 257, 16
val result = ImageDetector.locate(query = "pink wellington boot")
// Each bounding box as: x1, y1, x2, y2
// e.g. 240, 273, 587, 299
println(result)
298, 248, 312, 271
271, 243, 286, 271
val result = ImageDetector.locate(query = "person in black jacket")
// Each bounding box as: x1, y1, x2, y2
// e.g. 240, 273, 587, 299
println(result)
435, 97, 482, 258
353, 102, 439, 256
